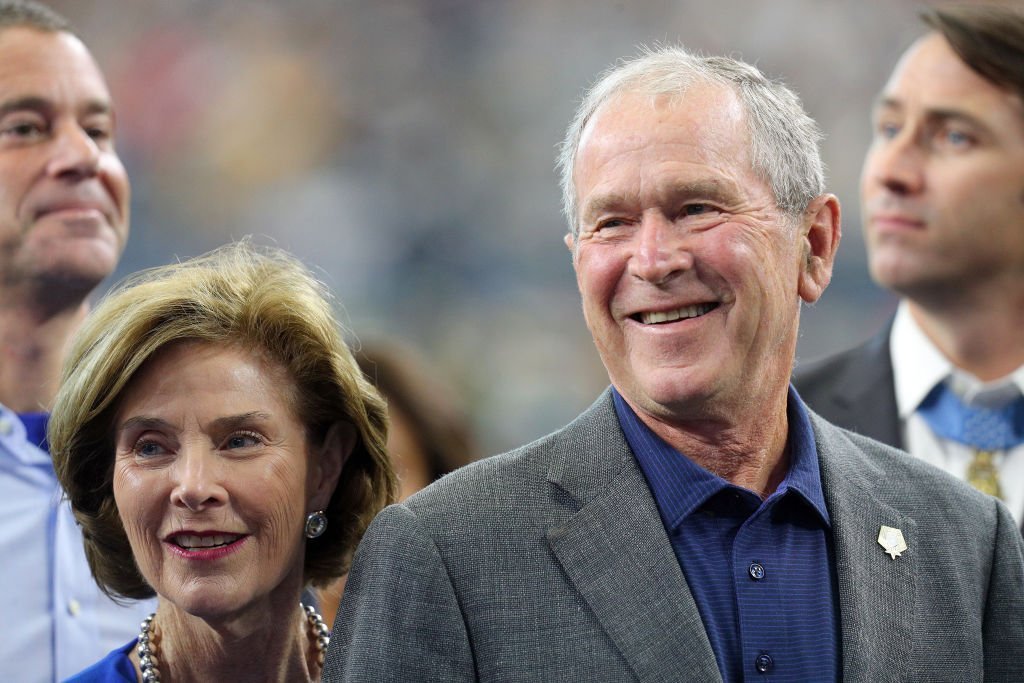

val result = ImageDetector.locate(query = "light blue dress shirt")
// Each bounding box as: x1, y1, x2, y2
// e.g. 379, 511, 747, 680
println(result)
0, 404, 154, 682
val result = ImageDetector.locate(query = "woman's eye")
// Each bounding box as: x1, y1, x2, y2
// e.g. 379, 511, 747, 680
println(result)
134, 440, 165, 457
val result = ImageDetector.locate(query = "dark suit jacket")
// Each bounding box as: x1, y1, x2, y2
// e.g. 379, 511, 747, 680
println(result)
794, 323, 902, 448
325, 389, 1024, 682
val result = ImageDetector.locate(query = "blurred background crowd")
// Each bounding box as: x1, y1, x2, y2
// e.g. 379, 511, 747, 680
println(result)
50, 0, 932, 456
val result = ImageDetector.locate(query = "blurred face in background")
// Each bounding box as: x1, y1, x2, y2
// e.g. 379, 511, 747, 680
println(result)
388, 404, 432, 501
862, 32, 1024, 303
0, 27, 129, 298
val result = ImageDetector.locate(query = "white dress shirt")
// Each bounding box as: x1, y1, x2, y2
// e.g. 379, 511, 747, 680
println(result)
0, 404, 154, 682
890, 302, 1024, 525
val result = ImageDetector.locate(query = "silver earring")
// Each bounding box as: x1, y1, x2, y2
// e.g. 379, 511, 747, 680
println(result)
305, 510, 328, 539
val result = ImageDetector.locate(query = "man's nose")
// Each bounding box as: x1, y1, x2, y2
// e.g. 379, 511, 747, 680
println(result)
865, 131, 925, 196
628, 212, 694, 285
45, 122, 101, 180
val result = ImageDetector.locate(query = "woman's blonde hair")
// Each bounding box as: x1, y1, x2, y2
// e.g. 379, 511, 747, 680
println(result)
49, 240, 396, 599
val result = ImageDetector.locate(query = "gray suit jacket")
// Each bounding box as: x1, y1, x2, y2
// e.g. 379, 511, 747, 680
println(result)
325, 390, 1024, 682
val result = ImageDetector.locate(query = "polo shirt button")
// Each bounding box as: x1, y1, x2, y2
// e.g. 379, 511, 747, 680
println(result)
755, 653, 773, 673
748, 562, 765, 580
0, 418, 11, 436
67, 599, 81, 617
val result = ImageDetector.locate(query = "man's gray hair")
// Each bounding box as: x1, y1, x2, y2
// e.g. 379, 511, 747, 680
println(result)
0, 1, 71, 33
557, 45, 825, 238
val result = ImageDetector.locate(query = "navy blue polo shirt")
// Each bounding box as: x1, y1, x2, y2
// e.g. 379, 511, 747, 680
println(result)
613, 387, 839, 682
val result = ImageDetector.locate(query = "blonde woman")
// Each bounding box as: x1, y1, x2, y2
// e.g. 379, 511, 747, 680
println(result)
51, 242, 396, 682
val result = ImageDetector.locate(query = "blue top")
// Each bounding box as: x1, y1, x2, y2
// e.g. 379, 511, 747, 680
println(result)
63, 639, 136, 682
613, 387, 839, 682
0, 405, 155, 681
18, 410, 49, 452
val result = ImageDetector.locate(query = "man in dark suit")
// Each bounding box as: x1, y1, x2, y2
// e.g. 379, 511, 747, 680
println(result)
326, 43, 1024, 682
795, 6, 1024, 525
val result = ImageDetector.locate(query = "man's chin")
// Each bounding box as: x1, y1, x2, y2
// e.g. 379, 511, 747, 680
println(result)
618, 374, 720, 420
19, 260, 118, 309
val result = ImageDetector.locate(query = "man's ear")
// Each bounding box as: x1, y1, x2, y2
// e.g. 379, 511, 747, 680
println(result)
797, 193, 841, 304
564, 232, 575, 253
309, 422, 355, 512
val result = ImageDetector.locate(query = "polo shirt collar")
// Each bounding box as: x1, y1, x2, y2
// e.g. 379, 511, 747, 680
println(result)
612, 386, 830, 532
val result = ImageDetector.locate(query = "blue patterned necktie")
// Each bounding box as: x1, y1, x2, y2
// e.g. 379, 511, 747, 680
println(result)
916, 382, 1024, 498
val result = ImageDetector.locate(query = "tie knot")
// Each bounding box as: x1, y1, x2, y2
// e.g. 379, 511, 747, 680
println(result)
917, 382, 1024, 451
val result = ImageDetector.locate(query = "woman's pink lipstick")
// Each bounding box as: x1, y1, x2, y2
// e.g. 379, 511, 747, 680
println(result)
164, 531, 248, 561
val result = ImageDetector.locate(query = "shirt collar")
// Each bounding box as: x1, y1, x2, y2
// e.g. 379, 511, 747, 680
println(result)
612, 386, 830, 531
891, 302, 955, 418
891, 301, 1024, 413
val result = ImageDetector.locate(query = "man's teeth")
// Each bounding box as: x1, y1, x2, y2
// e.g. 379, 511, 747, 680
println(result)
640, 303, 715, 325
173, 534, 240, 550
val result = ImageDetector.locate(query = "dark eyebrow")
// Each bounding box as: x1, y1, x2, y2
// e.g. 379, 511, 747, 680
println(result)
873, 96, 990, 130
209, 412, 273, 433
0, 95, 112, 119
117, 412, 273, 437
0, 96, 51, 119
117, 416, 173, 436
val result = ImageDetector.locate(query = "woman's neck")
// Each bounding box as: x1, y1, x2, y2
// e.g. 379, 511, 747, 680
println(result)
134, 598, 321, 683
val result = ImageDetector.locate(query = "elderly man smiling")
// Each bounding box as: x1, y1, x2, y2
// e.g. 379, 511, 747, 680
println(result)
326, 45, 1024, 682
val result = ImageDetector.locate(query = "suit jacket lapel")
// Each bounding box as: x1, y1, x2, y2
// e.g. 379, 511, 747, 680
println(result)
813, 413, 917, 681
814, 326, 1024, 536
545, 391, 722, 683
824, 324, 902, 449
817, 327, 1024, 537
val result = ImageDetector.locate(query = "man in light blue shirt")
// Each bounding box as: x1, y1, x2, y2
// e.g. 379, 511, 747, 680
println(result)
0, 2, 154, 680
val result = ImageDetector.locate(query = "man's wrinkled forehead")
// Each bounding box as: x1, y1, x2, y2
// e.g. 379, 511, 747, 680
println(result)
577, 90, 750, 184
585, 77, 738, 129
576, 83, 747, 174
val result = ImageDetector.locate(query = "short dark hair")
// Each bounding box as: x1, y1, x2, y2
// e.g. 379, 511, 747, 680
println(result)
0, 0, 71, 33
50, 241, 397, 599
923, 4, 1024, 102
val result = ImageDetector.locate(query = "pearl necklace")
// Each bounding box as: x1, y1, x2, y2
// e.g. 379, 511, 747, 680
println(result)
136, 603, 330, 682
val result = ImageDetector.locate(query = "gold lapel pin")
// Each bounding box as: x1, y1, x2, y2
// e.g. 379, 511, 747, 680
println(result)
877, 526, 907, 560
